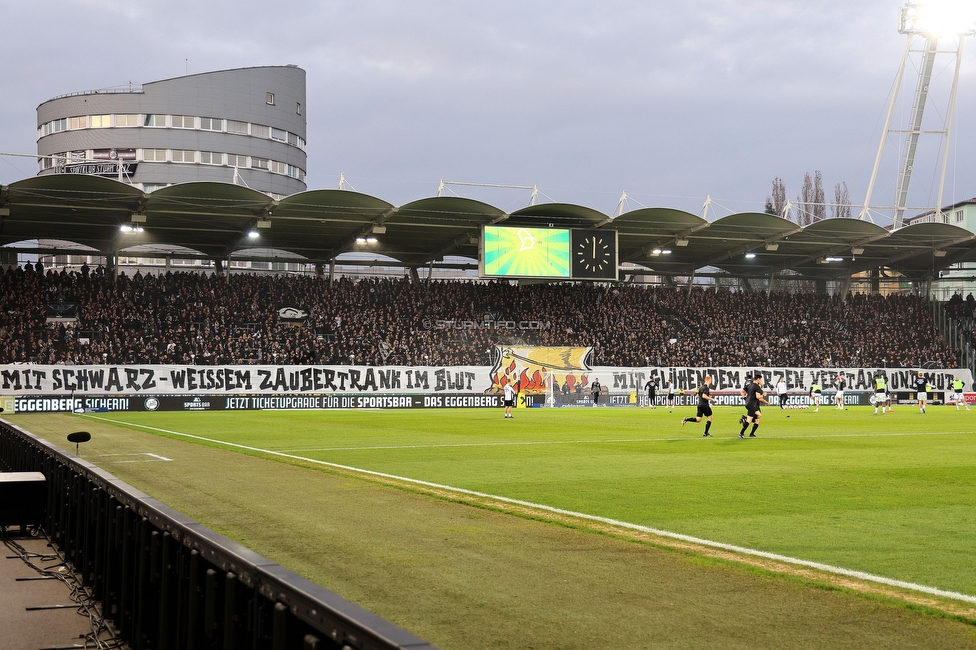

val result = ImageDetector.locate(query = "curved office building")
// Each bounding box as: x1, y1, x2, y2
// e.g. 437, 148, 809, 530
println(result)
36, 66, 307, 197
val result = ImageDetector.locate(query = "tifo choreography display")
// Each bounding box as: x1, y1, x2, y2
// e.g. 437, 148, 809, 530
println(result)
0, 264, 971, 412
0, 361, 970, 412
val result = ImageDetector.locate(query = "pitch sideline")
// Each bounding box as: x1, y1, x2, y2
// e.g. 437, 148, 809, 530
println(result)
84, 414, 976, 608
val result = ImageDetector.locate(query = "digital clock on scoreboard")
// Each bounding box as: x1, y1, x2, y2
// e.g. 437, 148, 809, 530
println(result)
480, 226, 617, 280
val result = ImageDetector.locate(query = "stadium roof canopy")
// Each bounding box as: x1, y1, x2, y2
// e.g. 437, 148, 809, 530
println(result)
2, 175, 975, 282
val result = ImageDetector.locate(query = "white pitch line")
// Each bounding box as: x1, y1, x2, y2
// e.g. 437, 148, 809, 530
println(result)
97, 452, 173, 461
273, 429, 972, 453
83, 414, 976, 606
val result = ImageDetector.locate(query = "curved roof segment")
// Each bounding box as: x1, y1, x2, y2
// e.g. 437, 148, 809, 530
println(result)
1, 175, 974, 282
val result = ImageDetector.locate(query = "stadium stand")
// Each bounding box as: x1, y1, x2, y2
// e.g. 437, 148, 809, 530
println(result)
0, 264, 956, 368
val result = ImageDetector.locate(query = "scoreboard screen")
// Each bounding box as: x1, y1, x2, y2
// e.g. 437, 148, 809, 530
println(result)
482, 226, 571, 278
480, 226, 617, 280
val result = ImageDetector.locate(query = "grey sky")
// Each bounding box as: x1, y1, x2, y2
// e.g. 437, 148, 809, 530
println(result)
1, 0, 973, 220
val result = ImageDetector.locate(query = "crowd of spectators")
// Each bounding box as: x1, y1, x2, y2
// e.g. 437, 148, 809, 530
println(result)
0, 263, 958, 368
945, 292, 976, 351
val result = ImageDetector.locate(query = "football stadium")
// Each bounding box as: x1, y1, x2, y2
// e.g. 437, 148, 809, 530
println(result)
4, 5, 976, 650
3, 178, 976, 649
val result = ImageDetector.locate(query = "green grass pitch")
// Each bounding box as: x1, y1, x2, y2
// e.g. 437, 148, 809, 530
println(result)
79, 402, 976, 598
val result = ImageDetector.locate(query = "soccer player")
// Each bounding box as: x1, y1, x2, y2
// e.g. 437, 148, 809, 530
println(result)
739, 374, 752, 403
503, 381, 517, 418
914, 372, 928, 414
739, 376, 769, 438
776, 376, 788, 409
591, 378, 602, 406
643, 377, 658, 409
834, 373, 846, 409
953, 375, 971, 411
666, 379, 676, 412
873, 372, 888, 415
810, 381, 822, 412
681, 375, 715, 437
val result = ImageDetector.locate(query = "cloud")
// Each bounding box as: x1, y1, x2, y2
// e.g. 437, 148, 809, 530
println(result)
2, 0, 974, 216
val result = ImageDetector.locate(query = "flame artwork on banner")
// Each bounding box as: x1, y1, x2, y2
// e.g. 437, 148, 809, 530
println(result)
490, 346, 592, 394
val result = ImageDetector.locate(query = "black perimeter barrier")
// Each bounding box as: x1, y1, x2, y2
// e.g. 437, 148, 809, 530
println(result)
0, 419, 439, 650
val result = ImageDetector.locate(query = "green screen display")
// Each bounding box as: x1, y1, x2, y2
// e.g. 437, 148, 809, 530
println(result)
482, 226, 571, 278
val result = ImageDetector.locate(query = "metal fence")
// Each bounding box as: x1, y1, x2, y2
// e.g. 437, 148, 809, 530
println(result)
0, 420, 438, 650
932, 300, 976, 376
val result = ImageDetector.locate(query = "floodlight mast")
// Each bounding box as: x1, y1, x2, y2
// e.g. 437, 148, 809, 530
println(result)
860, 1, 975, 228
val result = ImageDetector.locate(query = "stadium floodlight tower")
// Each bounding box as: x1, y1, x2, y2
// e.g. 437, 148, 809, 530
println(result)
859, 0, 976, 228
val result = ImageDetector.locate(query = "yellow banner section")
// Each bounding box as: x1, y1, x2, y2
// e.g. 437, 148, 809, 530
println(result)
489, 346, 593, 394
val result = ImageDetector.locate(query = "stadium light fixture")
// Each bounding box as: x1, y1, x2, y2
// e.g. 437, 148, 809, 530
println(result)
371, 224, 387, 234
934, 249, 948, 257
120, 223, 143, 233
825, 256, 844, 262
745, 252, 757, 259
675, 239, 689, 247
764, 243, 779, 251
851, 247, 865, 255
256, 218, 272, 229
356, 237, 367, 244
899, 0, 976, 36
247, 229, 260, 239
366, 237, 378, 244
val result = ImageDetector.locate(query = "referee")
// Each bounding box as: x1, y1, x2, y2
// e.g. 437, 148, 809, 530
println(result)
681, 375, 715, 437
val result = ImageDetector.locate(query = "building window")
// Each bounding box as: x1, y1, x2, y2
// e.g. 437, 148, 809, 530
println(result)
251, 124, 270, 139
226, 120, 248, 135
172, 115, 195, 129
171, 150, 194, 163
296, 102, 301, 115
69, 116, 88, 130
266, 92, 275, 105
227, 154, 248, 167
144, 114, 164, 127
251, 157, 269, 170
271, 128, 287, 142
90, 115, 111, 128
200, 151, 223, 165
116, 114, 140, 127
287, 132, 299, 146
200, 117, 222, 131
956, 210, 965, 223
143, 149, 167, 162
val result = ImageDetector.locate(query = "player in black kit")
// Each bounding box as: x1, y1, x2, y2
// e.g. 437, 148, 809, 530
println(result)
914, 371, 929, 414
643, 378, 657, 408
681, 375, 715, 437
591, 378, 602, 405
739, 376, 770, 438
